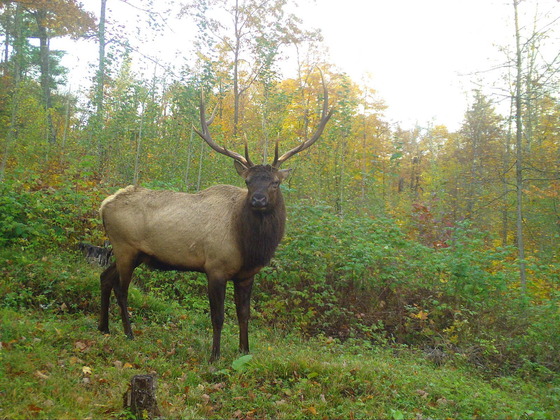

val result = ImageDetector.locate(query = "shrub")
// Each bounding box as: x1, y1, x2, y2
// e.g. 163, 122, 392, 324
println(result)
256, 203, 560, 374
0, 171, 105, 250
0, 248, 99, 313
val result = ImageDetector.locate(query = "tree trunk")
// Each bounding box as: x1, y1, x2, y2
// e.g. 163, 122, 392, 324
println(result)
36, 10, 55, 144
95, 0, 108, 169
513, 0, 527, 294
60, 91, 71, 164
502, 97, 514, 247
2, 3, 14, 72
197, 139, 205, 191
184, 126, 195, 191
0, 4, 23, 182
133, 105, 145, 186
233, 0, 240, 136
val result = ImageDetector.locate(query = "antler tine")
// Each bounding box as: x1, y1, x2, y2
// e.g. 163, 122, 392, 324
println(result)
207, 103, 218, 126
273, 135, 280, 166
273, 70, 334, 168
192, 91, 250, 167
243, 134, 255, 167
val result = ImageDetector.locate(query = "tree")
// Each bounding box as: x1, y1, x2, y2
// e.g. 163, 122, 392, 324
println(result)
458, 91, 505, 225
3, 0, 95, 143
94, 0, 107, 168
509, 0, 560, 291
0, 1, 23, 182
513, 0, 528, 293
355, 76, 389, 210
181, 0, 321, 136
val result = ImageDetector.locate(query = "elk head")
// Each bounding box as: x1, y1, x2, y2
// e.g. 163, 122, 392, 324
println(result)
193, 74, 334, 209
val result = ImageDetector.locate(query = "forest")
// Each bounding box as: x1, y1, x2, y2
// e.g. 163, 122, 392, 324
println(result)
0, 0, 559, 419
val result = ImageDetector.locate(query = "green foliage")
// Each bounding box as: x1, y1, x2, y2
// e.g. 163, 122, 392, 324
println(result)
133, 268, 210, 316
0, 227, 558, 418
1, 173, 558, 378
231, 354, 253, 372
259, 202, 433, 340
257, 203, 560, 374
0, 171, 105, 249
0, 247, 99, 313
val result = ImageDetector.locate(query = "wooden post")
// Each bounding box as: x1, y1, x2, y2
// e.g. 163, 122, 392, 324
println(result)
123, 374, 160, 419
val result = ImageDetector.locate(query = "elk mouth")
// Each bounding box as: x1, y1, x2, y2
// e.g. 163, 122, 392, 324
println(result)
250, 202, 270, 212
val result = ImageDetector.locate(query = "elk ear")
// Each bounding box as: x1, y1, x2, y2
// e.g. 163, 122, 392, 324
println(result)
277, 168, 292, 182
234, 160, 249, 178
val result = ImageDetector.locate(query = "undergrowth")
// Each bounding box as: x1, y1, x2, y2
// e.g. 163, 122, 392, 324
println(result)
256, 203, 560, 378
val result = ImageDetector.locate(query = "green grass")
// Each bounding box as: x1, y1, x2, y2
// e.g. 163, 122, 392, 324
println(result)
0, 247, 558, 419
1, 308, 558, 419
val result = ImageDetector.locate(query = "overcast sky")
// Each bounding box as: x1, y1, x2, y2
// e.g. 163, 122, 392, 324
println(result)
55, 0, 560, 131
299, 0, 513, 130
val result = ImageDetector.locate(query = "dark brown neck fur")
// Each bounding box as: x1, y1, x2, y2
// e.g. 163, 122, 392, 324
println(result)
237, 193, 286, 272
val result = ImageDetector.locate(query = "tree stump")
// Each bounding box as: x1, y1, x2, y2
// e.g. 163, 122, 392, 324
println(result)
123, 374, 160, 419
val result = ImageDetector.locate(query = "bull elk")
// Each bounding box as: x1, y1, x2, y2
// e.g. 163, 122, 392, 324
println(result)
98, 79, 333, 361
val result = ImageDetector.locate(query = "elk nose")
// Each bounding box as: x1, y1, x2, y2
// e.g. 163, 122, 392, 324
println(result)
251, 193, 268, 208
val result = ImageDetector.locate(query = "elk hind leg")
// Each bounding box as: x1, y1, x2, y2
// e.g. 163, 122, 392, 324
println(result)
113, 259, 136, 339
99, 262, 118, 334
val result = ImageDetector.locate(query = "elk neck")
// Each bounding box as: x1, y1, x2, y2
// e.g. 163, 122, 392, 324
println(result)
237, 191, 286, 272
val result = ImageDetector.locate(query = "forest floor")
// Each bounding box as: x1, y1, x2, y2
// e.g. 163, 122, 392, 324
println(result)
0, 249, 558, 420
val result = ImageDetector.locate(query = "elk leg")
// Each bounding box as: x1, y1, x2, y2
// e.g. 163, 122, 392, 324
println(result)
207, 277, 227, 362
99, 262, 118, 334
114, 262, 135, 339
234, 277, 254, 355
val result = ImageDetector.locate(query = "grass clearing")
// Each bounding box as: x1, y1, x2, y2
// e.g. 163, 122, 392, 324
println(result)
1, 306, 558, 419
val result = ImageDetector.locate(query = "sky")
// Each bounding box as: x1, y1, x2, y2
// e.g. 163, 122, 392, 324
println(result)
298, 0, 513, 130
54, 0, 560, 131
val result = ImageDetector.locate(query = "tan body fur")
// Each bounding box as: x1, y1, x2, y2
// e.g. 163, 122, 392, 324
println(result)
100, 185, 257, 279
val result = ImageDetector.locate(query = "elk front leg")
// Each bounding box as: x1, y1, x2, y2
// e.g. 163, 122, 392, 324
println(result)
207, 277, 227, 362
234, 277, 254, 355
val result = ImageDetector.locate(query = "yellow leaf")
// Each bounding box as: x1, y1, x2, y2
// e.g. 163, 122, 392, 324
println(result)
412, 310, 429, 320
34, 370, 49, 380
82, 366, 92, 375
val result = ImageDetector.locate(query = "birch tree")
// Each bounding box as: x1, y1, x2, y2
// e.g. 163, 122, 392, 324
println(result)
181, 0, 321, 136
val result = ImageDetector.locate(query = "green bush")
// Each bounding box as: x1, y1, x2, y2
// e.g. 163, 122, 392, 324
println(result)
0, 175, 104, 249
256, 203, 560, 375
0, 248, 99, 313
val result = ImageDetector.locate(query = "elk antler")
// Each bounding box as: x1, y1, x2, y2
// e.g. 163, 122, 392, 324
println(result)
193, 92, 253, 168
272, 70, 334, 168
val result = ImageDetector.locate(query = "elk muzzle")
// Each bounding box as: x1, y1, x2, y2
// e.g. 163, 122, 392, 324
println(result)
250, 192, 269, 210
